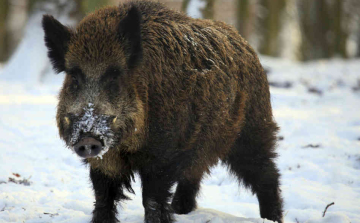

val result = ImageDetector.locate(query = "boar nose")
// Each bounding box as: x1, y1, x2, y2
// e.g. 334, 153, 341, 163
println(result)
73, 137, 103, 158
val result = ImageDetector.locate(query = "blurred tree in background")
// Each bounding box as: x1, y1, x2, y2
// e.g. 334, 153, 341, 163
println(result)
298, 0, 348, 60
0, 0, 28, 62
257, 0, 286, 57
182, 0, 190, 13
236, 0, 254, 41
80, 0, 113, 14
0, 0, 359, 63
234, 0, 359, 60
0, 0, 115, 63
0, 0, 10, 61
201, 0, 216, 19
27, 0, 113, 21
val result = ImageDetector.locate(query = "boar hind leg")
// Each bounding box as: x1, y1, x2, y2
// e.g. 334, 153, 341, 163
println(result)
171, 171, 203, 215
223, 123, 283, 223
90, 168, 133, 223
140, 165, 177, 223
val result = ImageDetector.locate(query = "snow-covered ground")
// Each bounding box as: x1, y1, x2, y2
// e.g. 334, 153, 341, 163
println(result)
0, 56, 359, 223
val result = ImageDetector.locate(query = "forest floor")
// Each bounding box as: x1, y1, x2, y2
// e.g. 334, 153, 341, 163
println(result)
0, 56, 359, 223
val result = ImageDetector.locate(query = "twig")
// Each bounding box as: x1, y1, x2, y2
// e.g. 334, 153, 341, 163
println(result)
284, 210, 289, 217
322, 202, 335, 217
302, 144, 321, 149
44, 212, 59, 217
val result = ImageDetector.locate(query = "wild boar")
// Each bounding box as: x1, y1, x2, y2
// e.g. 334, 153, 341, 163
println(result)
42, 1, 283, 223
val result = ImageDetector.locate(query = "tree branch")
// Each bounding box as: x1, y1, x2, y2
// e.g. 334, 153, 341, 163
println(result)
322, 202, 335, 217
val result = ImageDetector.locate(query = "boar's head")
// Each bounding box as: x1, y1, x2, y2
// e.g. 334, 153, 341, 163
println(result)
42, 7, 145, 158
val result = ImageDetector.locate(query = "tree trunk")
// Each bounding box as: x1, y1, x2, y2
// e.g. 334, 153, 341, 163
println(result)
1, 0, 81, 83
332, 0, 347, 58
81, 0, 111, 14
182, 0, 191, 13
0, 0, 10, 62
298, 0, 349, 60
258, 0, 286, 57
201, 0, 215, 19
236, 0, 251, 39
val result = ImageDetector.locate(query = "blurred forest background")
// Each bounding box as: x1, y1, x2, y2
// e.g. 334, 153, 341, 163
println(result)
0, 0, 360, 63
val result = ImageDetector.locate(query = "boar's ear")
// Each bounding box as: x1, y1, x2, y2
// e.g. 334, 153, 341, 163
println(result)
42, 15, 71, 73
118, 6, 143, 69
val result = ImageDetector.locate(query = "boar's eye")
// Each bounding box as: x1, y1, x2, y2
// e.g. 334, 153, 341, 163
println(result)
71, 76, 79, 89
102, 66, 122, 83
67, 66, 84, 90
101, 66, 122, 98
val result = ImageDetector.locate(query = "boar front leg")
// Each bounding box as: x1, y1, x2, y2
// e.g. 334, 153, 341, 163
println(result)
90, 168, 133, 223
140, 165, 177, 223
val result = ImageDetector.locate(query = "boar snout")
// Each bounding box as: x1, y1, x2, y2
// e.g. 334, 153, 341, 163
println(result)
65, 103, 117, 158
74, 137, 103, 158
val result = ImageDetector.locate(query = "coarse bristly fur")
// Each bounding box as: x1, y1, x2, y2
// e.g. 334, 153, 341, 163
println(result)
42, 1, 283, 222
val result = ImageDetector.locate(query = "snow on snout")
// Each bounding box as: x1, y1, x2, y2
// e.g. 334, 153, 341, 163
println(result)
70, 103, 114, 158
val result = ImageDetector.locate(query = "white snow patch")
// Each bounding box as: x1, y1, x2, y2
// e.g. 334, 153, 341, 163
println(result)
187, 0, 206, 19
184, 34, 199, 47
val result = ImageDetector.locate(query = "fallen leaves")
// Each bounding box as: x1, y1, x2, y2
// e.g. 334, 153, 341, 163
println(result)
7, 173, 32, 186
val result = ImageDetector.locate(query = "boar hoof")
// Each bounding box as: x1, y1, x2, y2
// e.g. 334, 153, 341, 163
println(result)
91, 208, 119, 223
144, 204, 174, 223
171, 196, 196, 215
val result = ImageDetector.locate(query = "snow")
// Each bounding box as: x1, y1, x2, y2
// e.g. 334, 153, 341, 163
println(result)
187, 0, 206, 19
1, 56, 359, 223
184, 34, 199, 47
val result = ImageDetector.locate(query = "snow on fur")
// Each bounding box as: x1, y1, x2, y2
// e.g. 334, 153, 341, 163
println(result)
70, 103, 114, 158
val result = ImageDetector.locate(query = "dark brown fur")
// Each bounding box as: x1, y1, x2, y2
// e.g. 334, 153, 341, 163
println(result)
43, 1, 283, 223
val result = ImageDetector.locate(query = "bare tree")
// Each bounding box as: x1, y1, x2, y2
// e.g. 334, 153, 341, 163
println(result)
1, 0, 82, 82
182, 0, 190, 13
298, 0, 349, 60
236, 0, 253, 39
343, 0, 360, 57
0, 0, 10, 61
81, 0, 111, 14
332, 0, 348, 58
257, 0, 287, 57
201, 0, 215, 19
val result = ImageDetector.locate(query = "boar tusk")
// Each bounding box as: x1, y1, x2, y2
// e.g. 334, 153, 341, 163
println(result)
64, 116, 70, 125
113, 116, 117, 124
